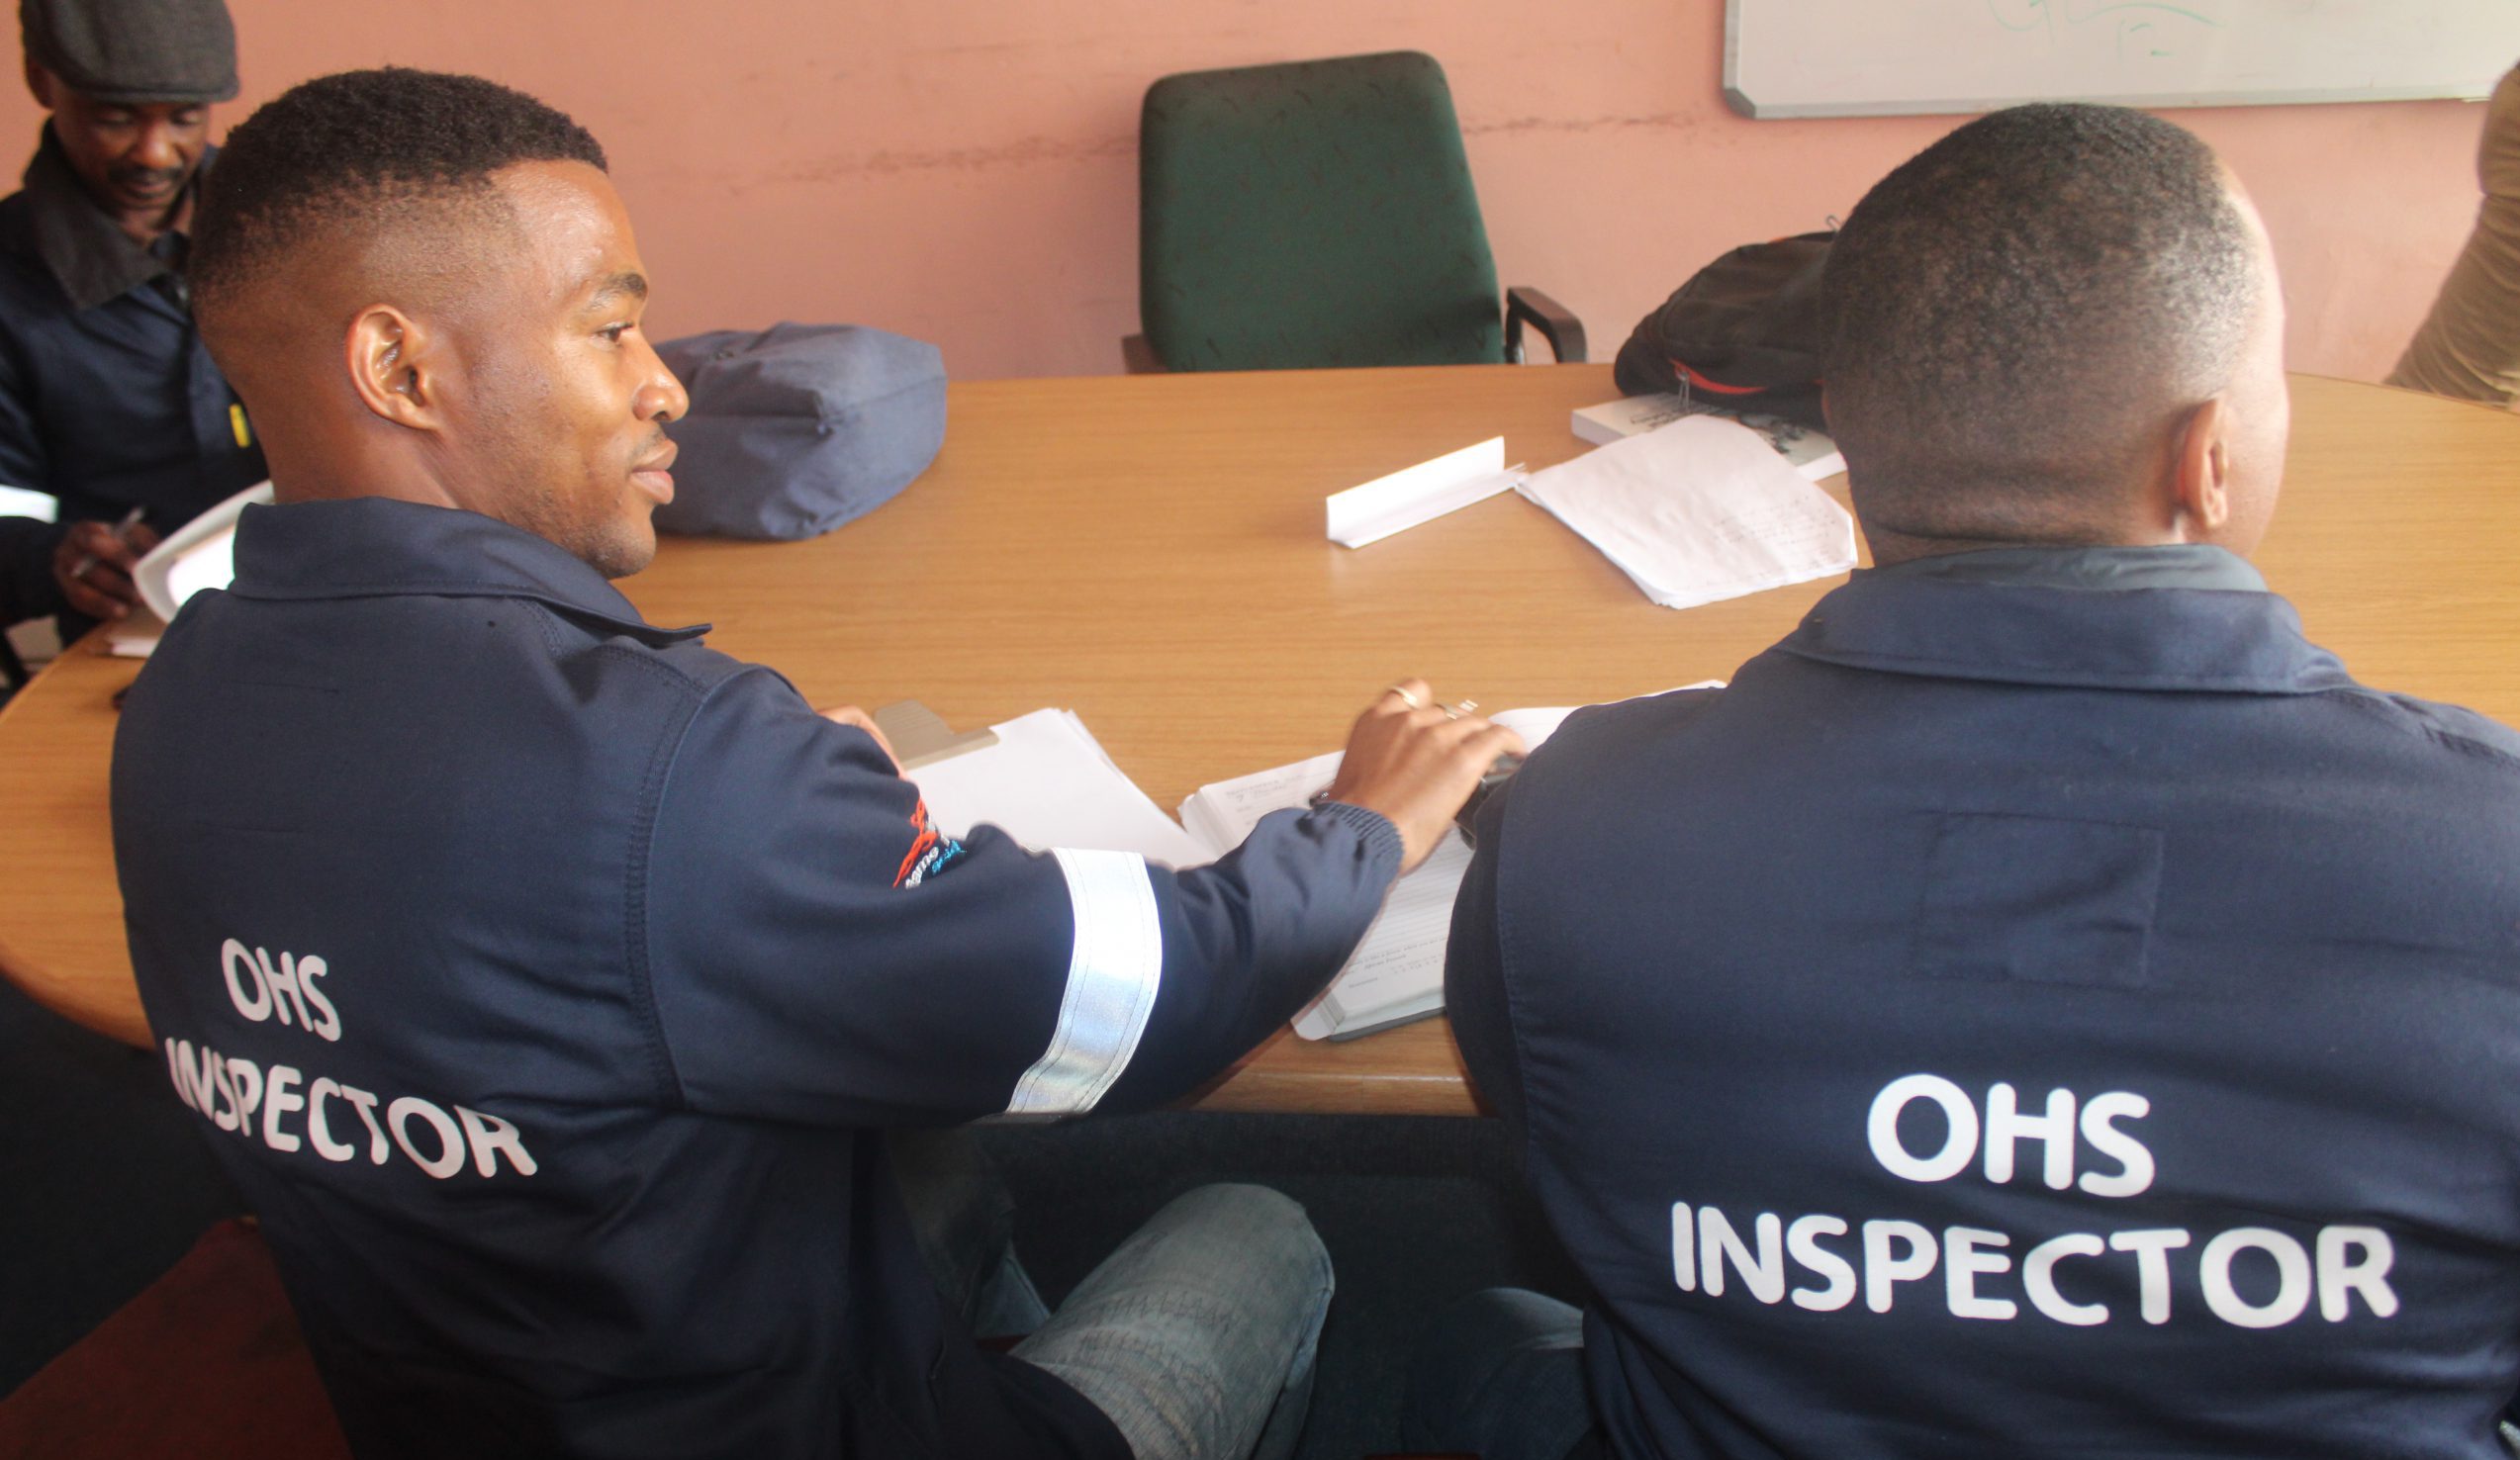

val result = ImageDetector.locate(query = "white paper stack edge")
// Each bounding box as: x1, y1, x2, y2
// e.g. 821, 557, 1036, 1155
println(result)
1572, 395, 1845, 482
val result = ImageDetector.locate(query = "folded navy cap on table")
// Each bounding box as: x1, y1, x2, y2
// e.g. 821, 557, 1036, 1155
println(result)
655, 322, 948, 542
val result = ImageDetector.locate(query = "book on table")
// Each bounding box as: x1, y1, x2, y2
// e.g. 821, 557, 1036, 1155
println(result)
1571, 393, 1845, 481
1177, 687, 1721, 1041
892, 692, 1718, 1043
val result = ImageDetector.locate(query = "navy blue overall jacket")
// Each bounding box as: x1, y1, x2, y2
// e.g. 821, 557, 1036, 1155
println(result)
113, 497, 1401, 1459
1449, 546, 2520, 1459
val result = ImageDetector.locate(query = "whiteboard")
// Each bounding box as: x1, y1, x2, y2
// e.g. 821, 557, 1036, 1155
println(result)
1724, 0, 2520, 119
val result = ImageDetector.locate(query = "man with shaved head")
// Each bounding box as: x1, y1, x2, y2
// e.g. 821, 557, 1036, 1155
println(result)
1427, 104, 2520, 1458
116, 68, 1518, 1460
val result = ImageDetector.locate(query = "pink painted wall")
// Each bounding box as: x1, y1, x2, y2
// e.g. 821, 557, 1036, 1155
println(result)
1, 1, 2493, 383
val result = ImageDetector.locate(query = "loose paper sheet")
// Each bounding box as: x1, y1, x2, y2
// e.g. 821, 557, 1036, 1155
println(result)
1519, 413, 1856, 610
910, 708, 1210, 867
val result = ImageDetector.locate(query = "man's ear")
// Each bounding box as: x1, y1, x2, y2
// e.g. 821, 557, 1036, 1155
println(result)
344, 306, 442, 430
23, 58, 52, 111
2168, 395, 2234, 541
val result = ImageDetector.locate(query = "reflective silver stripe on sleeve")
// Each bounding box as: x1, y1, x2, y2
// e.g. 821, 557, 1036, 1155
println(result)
1004, 848, 1165, 1117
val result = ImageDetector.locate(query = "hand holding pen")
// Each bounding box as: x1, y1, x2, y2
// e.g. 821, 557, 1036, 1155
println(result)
50, 505, 161, 622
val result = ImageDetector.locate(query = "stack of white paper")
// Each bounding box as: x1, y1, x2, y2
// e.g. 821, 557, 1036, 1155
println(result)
1571, 394, 1846, 481
133, 480, 270, 624
909, 708, 1210, 867
105, 607, 166, 659
1519, 414, 1856, 610
1179, 690, 1722, 1040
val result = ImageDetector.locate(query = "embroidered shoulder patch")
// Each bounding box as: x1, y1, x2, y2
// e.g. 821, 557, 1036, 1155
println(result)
894, 799, 968, 888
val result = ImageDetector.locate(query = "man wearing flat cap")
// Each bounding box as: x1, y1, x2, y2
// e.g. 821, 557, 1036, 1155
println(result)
0, 0, 265, 649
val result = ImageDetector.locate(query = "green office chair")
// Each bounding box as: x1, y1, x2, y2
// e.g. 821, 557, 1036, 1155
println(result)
1128, 50, 1585, 373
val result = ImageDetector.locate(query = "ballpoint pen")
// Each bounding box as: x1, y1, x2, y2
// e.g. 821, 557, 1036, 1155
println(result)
65, 504, 144, 582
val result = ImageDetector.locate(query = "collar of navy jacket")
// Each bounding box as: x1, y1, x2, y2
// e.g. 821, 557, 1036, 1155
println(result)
223, 495, 708, 646
1777, 543, 2357, 697
23, 124, 206, 315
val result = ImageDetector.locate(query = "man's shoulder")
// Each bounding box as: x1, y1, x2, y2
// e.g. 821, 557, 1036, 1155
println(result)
0, 189, 52, 295
1527, 684, 1727, 772
2322, 683, 2520, 780
0, 188, 35, 245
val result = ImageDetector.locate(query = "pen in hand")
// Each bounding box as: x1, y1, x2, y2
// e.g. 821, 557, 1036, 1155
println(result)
65, 505, 145, 582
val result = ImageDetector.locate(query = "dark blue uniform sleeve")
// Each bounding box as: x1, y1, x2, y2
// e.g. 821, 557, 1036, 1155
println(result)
0, 513, 63, 626
640, 669, 1405, 1127
0, 322, 51, 497
0, 334, 66, 627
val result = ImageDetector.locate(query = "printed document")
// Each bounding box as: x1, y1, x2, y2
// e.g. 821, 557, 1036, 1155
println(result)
1179, 689, 1722, 1040
909, 708, 1210, 867
1519, 413, 1856, 610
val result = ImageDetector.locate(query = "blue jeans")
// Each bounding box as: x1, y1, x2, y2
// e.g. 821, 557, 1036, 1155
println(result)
1402, 1287, 1601, 1460
891, 1134, 1334, 1460
1015, 1184, 1334, 1460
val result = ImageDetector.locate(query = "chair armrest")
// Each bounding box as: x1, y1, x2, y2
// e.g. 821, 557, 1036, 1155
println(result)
1120, 333, 1170, 374
1505, 287, 1587, 364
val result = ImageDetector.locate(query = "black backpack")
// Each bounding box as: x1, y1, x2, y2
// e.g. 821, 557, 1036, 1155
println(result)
1613, 229, 1832, 432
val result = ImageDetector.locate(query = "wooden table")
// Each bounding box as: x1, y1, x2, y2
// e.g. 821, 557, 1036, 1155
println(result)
3, 365, 2515, 1116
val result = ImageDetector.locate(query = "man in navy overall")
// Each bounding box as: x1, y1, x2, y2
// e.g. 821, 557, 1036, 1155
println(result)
0, 0, 267, 639
1426, 104, 2520, 1458
112, 68, 1519, 1460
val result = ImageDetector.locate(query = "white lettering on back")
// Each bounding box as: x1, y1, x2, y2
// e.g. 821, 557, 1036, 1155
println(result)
1863, 1220, 1938, 1313
2023, 1233, 2109, 1325
1984, 1084, 2076, 1190
1700, 1209, 1785, 1304
260, 1065, 306, 1152
2200, 1229, 2312, 1329
455, 1107, 538, 1178
2107, 1229, 2192, 1324
220, 940, 272, 1023
1868, 1075, 1979, 1184
388, 1097, 466, 1180
2317, 1227, 2399, 1322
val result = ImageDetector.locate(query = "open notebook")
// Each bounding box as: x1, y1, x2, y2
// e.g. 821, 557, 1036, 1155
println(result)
1178, 685, 1723, 1040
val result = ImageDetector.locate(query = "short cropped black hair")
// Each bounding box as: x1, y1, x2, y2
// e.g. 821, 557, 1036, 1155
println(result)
191, 67, 607, 310
1820, 104, 2261, 538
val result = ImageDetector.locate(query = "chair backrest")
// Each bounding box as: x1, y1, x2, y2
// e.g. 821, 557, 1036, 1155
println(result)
1139, 50, 1504, 371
